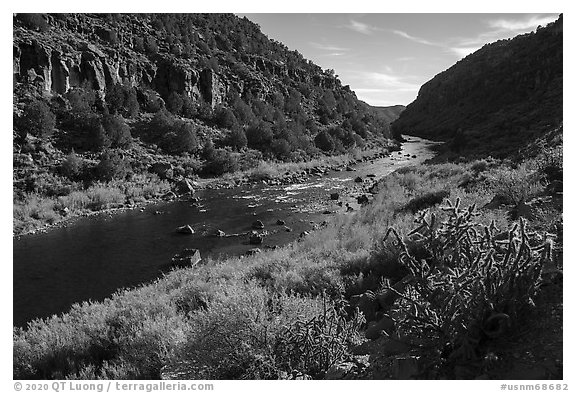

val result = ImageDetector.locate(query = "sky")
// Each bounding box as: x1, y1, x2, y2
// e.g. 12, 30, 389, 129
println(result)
239, 13, 559, 107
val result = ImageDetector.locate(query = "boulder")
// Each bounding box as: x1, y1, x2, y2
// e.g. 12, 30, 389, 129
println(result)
357, 194, 370, 205
175, 178, 195, 195
171, 248, 201, 268
252, 220, 265, 229
150, 162, 174, 179
246, 248, 262, 256
367, 174, 376, 178
176, 225, 194, 234
368, 183, 380, 194
276, 219, 286, 225
205, 229, 225, 237
249, 231, 264, 245
284, 226, 293, 232
330, 192, 340, 200
162, 191, 178, 200
354, 176, 363, 183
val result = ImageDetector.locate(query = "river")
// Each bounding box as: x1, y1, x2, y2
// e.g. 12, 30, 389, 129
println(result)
13, 136, 438, 328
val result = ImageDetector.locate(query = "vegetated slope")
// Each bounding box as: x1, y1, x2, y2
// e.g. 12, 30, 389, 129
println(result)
392, 15, 562, 158
371, 105, 405, 125
13, 13, 393, 157
12, 13, 400, 235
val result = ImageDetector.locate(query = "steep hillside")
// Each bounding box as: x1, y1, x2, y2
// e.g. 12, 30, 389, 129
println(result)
392, 15, 562, 158
13, 13, 393, 153
12, 13, 400, 234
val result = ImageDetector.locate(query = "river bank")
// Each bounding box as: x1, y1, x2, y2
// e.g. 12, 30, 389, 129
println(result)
13, 136, 438, 327
13, 140, 402, 238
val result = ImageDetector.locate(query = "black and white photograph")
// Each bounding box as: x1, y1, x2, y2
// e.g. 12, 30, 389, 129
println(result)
10, 6, 564, 385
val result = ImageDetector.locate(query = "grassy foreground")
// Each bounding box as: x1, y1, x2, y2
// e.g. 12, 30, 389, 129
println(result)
13, 145, 562, 380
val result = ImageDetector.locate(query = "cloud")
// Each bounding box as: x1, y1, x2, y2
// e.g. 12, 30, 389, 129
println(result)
487, 15, 558, 32
347, 20, 378, 35
309, 42, 350, 52
444, 14, 558, 60
391, 30, 439, 46
447, 46, 484, 58
352, 71, 421, 92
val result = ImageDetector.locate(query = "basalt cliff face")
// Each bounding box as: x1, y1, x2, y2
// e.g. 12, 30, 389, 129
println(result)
13, 14, 388, 131
392, 15, 562, 158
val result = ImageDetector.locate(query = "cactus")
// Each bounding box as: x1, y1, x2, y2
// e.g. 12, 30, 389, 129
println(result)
382, 198, 553, 361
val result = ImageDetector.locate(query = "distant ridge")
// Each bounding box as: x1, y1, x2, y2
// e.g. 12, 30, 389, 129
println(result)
392, 15, 562, 158
370, 105, 406, 125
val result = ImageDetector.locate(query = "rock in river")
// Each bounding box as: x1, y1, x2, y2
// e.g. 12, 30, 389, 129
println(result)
249, 231, 264, 245
171, 248, 201, 268
176, 225, 194, 234
252, 220, 265, 229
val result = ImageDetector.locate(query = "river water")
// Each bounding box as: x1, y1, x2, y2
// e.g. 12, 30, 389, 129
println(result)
13, 136, 438, 327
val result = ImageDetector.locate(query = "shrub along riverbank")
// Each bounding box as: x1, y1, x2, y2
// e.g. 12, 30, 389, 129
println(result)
13, 142, 562, 380
13, 138, 397, 236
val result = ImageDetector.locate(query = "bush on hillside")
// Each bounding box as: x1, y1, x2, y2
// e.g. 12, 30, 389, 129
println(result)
96, 150, 131, 181
17, 100, 56, 139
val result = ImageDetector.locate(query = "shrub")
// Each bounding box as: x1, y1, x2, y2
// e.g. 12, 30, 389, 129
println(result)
402, 190, 450, 213
314, 130, 335, 152
166, 92, 184, 115
246, 121, 273, 152
271, 138, 292, 160
226, 127, 248, 151
159, 121, 198, 154
67, 88, 98, 116
203, 149, 238, 176
382, 199, 551, 364
96, 150, 131, 181
67, 114, 110, 152
17, 100, 56, 139
214, 106, 238, 129
487, 164, 543, 204
274, 298, 364, 379
536, 146, 562, 182
101, 114, 132, 148
60, 151, 83, 180
105, 84, 139, 118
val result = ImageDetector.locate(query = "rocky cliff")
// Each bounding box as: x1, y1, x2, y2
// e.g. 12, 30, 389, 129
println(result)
391, 15, 562, 158
14, 13, 399, 163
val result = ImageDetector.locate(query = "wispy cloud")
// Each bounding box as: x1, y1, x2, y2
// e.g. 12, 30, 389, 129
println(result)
487, 15, 558, 32
309, 42, 350, 52
446, 14, 558, 59
391, 30, 438, 46
347, 20, 379, 35
351, 71, 422, 93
